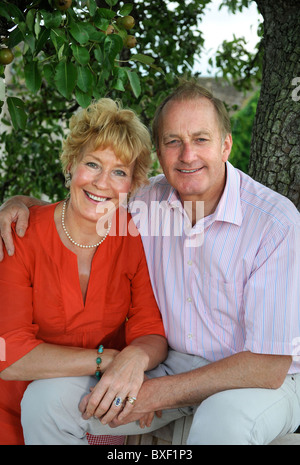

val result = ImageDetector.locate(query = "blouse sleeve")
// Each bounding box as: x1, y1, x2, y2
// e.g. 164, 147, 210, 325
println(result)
125, 236, 166, 345
0, 228, 43, 372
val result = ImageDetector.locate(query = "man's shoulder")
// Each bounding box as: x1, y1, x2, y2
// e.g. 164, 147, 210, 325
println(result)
237, 168, 300, 229
132, 174, 171, 202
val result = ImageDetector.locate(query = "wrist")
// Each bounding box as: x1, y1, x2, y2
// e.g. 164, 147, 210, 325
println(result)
119, 345, 150, 371
96, 348, 119, 374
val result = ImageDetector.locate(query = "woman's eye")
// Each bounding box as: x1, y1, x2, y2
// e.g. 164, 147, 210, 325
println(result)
86, 162, 98, 169
114, 169, 126, 177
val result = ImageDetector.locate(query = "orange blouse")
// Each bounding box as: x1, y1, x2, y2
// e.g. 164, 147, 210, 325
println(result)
0, 203, 165, 445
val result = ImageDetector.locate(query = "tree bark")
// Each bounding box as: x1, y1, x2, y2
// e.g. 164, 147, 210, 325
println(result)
249, 0, 300, 210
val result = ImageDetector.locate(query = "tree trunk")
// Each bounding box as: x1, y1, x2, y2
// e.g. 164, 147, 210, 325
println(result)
249, 0, 300, 210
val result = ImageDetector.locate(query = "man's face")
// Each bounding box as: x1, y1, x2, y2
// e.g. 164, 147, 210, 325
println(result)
157, 98, 232, 214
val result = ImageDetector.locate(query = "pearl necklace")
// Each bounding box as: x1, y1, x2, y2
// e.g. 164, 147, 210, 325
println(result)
61, 199, 111, 249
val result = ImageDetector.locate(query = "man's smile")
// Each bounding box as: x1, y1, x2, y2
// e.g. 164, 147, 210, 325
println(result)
177, 167, 203, 174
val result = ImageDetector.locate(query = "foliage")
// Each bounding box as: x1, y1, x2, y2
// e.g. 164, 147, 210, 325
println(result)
211, 0, 263, 91
0, 0, 262, 202
229, 89, 259, 173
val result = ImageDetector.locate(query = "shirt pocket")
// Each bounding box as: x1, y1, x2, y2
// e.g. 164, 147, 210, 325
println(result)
203, 274, 244, 343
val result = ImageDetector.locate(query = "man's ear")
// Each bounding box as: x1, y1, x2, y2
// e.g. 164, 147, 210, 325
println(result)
222, 133, 233, 163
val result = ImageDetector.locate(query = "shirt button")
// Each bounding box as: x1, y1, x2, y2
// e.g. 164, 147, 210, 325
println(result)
187, 297, 192, 302
187, 260, 192, 266
188, 333, 193, 339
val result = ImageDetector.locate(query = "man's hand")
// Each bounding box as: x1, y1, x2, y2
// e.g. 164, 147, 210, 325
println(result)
0, 198, 30, 261
105, 377, 160, 428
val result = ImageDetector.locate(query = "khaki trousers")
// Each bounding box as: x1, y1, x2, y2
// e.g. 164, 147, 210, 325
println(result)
21, 351, 300, 445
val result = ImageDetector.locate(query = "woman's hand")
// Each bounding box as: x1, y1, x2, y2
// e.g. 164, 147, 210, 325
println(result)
79, 345, 148, 425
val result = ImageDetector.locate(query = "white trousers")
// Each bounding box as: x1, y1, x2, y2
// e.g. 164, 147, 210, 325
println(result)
21, 351, 300, 445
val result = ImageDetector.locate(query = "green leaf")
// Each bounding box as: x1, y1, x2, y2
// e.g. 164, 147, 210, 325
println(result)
94, 46, 103, 63
41, 10, 62, 29
7, 97, 27, 131
93, 16, 110, 31
105, 0, 119, 6
75, 87, 92, 108
54, 61, 78, 99
36, 28, 50, 54
119, 4, 133, 16
71, 44, 90, 65
88, 0, 97, 16
104, 34, 123, 64
26, 9, 36, 32
69, 21, 90, 45
50, 28, 67, 53
77, 66, 93, 93
2, 3, 25, 23
112, 77, 125, 92
34, 12, 41, 38
24, 61, 42, 93
8, 26, 24, 48
130, 54, 155, 65
24, 32, 36, 54
125, 70, 141, 98
0, 4, 11, 22
96, 8, 116, 20
43, 63, 55, 86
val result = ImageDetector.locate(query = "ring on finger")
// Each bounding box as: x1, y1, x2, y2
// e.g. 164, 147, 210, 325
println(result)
114, 396, 123, 407
127, 396, 137, 405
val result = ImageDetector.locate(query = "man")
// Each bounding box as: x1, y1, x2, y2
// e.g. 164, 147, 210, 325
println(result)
1, 81, 300, 444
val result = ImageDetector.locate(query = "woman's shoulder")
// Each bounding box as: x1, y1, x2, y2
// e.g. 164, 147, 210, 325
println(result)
28, 202, 58, 229
14, 202, 58, 246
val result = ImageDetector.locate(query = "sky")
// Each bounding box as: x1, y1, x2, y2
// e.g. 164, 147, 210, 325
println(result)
184, 0, 263, 76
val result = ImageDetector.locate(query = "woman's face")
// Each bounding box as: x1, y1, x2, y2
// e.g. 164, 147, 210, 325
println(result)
69, 146, 134, 225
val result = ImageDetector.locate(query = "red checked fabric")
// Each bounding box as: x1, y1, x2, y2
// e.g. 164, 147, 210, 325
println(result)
87, 433, 124, 445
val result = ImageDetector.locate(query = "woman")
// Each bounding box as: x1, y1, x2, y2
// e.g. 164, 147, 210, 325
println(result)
0, 99, 167, 445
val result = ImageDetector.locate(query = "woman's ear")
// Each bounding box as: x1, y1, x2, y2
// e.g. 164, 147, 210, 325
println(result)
64, 172, 72, 188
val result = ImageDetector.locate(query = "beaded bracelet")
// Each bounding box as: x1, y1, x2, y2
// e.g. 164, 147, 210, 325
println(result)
95, 344, 104, 381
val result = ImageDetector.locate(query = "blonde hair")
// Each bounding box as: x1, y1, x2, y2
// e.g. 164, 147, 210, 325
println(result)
61, 98, 152, 192
152, 79, 231, 147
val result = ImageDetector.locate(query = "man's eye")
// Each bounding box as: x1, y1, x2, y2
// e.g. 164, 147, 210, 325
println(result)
166, 139, 180, 145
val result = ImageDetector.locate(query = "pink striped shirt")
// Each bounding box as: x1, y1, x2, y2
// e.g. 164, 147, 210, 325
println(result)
129, 161, 300, 373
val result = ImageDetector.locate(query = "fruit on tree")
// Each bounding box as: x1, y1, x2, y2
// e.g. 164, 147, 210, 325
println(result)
121, 15, 135, 30
117, 15, 135, 30
0, 48, 14, 65
54, 0, 72, 11
106, 25, 114, 35
125, 35, 137, 49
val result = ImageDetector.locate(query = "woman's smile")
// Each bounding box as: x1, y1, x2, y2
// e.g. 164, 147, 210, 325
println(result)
84, 190, 111, 203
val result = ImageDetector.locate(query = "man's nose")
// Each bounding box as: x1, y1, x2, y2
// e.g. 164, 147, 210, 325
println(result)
179, 142, 198, 163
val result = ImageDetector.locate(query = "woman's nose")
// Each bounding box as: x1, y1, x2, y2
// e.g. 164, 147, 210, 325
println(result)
93, 171, 110, 189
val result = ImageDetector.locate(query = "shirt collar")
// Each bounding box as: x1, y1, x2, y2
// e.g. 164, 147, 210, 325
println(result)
212, 161, 243, 226
165, 161, 243, 226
